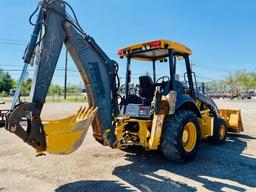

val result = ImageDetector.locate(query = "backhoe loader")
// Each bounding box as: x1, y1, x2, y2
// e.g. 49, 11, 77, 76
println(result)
5, 0, 243, 162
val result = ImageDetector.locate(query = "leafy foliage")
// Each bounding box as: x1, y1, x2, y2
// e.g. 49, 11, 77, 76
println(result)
48, 84, 62, 96
20, 78, 32, 96
0, 69, 14, 93
208, 70, 256, 92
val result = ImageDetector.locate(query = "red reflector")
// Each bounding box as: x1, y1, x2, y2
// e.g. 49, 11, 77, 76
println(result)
118, 50, 123, 56
150, 41, 161, 48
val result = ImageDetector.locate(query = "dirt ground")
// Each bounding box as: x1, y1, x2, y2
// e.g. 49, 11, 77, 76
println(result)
0, 99, 256, 192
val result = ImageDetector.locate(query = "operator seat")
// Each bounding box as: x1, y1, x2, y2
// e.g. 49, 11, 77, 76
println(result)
139, 75, 155, 105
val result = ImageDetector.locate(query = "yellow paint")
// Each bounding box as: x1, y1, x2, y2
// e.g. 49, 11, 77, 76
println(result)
42, 106, 97, 155
137, 120, 151, 147
199, 117, 214, 138
229, 114, 239, 127
219, 124, 226, 139
182, 122, 197, 152
118, 39, 192, 61
114, 117, 152, 149
148, 113, 165, 150
46, 129, 87, 155
219, 109, 243, 133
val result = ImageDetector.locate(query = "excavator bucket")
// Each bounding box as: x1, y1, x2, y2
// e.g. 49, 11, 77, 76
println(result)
42, 106, 98, 155
219, 109, 243, 133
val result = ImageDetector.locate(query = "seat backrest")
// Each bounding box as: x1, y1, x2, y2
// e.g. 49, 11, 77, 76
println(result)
162, 80, 187, 96
139, 75, 155, 99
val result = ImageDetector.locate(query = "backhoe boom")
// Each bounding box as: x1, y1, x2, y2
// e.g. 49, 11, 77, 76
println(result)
6, 0, 118, 153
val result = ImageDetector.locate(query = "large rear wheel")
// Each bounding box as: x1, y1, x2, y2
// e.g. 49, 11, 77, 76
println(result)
161, 109, 200, 162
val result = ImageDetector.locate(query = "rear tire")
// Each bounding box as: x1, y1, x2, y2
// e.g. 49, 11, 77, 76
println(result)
161, 109, 200, 162
208, 118, 227, 144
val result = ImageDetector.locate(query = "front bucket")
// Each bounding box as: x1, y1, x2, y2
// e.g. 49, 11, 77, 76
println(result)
43, 106, 97, 155
219, 109, 243, 133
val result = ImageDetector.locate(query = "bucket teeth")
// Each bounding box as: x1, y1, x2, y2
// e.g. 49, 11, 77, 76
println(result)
76, 106, 98, 121
77, 106, 88, 120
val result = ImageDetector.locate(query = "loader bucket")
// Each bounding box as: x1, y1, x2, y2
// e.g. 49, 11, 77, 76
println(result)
42, 106, 97, 155
219, 109, 243, 133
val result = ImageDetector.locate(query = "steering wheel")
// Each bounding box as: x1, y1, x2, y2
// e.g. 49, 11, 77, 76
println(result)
156, 76, 170, 84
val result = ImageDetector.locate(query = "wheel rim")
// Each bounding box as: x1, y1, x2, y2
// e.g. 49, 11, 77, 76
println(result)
219, 125, 226, 139
182, 122, 197, 152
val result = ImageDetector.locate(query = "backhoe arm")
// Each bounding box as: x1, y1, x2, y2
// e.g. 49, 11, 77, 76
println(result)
6, 0, 119, 154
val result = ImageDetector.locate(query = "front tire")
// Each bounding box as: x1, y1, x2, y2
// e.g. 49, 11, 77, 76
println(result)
208, 118, 227, 144
161, 109, 200, 162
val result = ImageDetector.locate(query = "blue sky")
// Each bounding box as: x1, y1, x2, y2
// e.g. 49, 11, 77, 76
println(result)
0, 0, 255, 86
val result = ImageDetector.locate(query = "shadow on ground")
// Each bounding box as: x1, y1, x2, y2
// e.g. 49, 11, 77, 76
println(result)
56, 134, 256, 192
0, 121, 5, 128
55, 180, 134, 192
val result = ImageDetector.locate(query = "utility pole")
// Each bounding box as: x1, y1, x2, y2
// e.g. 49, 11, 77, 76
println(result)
64, 48, 68, 100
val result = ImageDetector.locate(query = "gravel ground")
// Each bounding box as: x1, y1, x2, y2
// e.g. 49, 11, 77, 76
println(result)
0, 99, 256, 192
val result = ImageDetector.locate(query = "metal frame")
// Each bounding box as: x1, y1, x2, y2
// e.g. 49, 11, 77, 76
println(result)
168, 49, 176, 91
0, 109, 8, 127
118, 39, 192, 59
123, 49, 197, 100
152, 60, 156, 83
125, 57, 131, 99
184, 55, 196, 100
6, 0, 119, 150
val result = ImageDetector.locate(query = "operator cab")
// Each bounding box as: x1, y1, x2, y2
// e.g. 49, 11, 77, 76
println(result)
118, 40, 195, 119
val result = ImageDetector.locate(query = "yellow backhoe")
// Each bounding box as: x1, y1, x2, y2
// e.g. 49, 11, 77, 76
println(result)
5, 0, 243, 162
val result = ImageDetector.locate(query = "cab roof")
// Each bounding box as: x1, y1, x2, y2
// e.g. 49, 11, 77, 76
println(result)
118, 40, 192, 61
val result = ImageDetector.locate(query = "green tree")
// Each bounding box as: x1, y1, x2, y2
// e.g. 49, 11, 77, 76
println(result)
232, 70, 256, 90
250, 72, 256, 88
207, 81, 223, 92
207, 70, 256, 94
67, 85, 80, 94
48, 84, 62, 96
20, 78, 32, 96
0, 69, 14, 93
223, 72, 237, 91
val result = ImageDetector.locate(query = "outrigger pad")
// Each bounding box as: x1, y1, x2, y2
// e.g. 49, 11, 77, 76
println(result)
43, 106, 98, 155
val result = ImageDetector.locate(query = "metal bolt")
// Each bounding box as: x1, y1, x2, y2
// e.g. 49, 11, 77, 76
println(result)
10, 125, 17, 132
65, 22, 71, 28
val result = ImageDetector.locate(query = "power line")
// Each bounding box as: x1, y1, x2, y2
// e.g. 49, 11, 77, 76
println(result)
195, 74, 219, 82
0, 41, 25, 46
0, 64, 21, 67
1, 68, 79, 72
193, 64, 230, 73
0, 38, 26, 43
